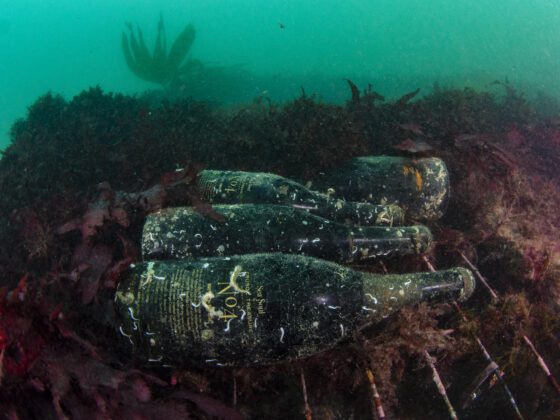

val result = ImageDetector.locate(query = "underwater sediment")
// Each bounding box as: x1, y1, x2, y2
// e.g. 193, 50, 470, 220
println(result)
0, 82, 559, 419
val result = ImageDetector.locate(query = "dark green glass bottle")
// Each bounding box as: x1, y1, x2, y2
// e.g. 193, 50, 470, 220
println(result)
142, 204, 431, 263
197, 169, 404, 226
115, 254, 475, 366
313, 156, 450, 221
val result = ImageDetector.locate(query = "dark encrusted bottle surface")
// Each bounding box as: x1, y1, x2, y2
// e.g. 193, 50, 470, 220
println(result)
197, 170, 404, 226
313, 156, 450, 221
142, 204, 432, 262
115, 254, 475, 366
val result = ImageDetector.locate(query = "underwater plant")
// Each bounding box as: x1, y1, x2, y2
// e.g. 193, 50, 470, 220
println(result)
2, 83, 560, 418
121, 14, 196, 85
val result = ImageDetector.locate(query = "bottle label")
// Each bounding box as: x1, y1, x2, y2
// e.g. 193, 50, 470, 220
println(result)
116, 255, 366, 366
121, 261, 264, 350
198, 171, 266, 203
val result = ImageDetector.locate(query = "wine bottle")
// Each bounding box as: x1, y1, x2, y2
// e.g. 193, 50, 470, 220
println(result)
196, 169, 404, 227
142, 204, 432, 263
115, 254, 475, 366
313, 156, 450, 221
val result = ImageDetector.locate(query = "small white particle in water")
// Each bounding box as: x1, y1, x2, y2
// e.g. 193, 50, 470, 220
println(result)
279, 327, 285, 343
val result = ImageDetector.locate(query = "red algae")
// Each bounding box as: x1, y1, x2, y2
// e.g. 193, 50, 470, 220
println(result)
0, 83, 559, 418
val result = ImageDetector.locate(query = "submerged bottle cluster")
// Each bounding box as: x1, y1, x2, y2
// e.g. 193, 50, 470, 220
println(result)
115, 156, 475, 366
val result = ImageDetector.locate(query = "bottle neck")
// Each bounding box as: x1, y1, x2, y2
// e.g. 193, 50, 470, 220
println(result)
360, 268, 475, 318
320, 225, 432, 262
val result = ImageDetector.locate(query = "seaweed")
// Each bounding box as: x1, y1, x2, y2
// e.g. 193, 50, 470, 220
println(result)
0, 81, 560, 418
122, 14, 196, 86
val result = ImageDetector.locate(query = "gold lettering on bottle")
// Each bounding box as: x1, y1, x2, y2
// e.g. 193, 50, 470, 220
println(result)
214, 266, 248, 321
199, 171, 252, 202
256, 286, 266, 315
220, 310, 238, 320
277, 184, 289, 195
225, 296, 238, 307
217, 282, 236, 295
224, 176, 239, 193
258, 299, 266, 315
245, 273, 254, 334
202, 289, 223, 321
190, 269, 204, 338
197, 172, 222, 202
194, 267, 263, 335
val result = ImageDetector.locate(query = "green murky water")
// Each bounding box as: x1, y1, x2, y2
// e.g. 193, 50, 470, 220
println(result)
1, 0, 559, 148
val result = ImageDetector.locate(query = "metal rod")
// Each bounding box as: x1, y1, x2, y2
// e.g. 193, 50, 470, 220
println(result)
423, 350, 459, 420
457, 252, 560, 402
233, 373, 237, 407
300, 367, 313, 420
365, 367, 386, 420
423, 255, 524, 419
523, 335, 560, 396
452, 302, 524, 420
458, 251, 499, 301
